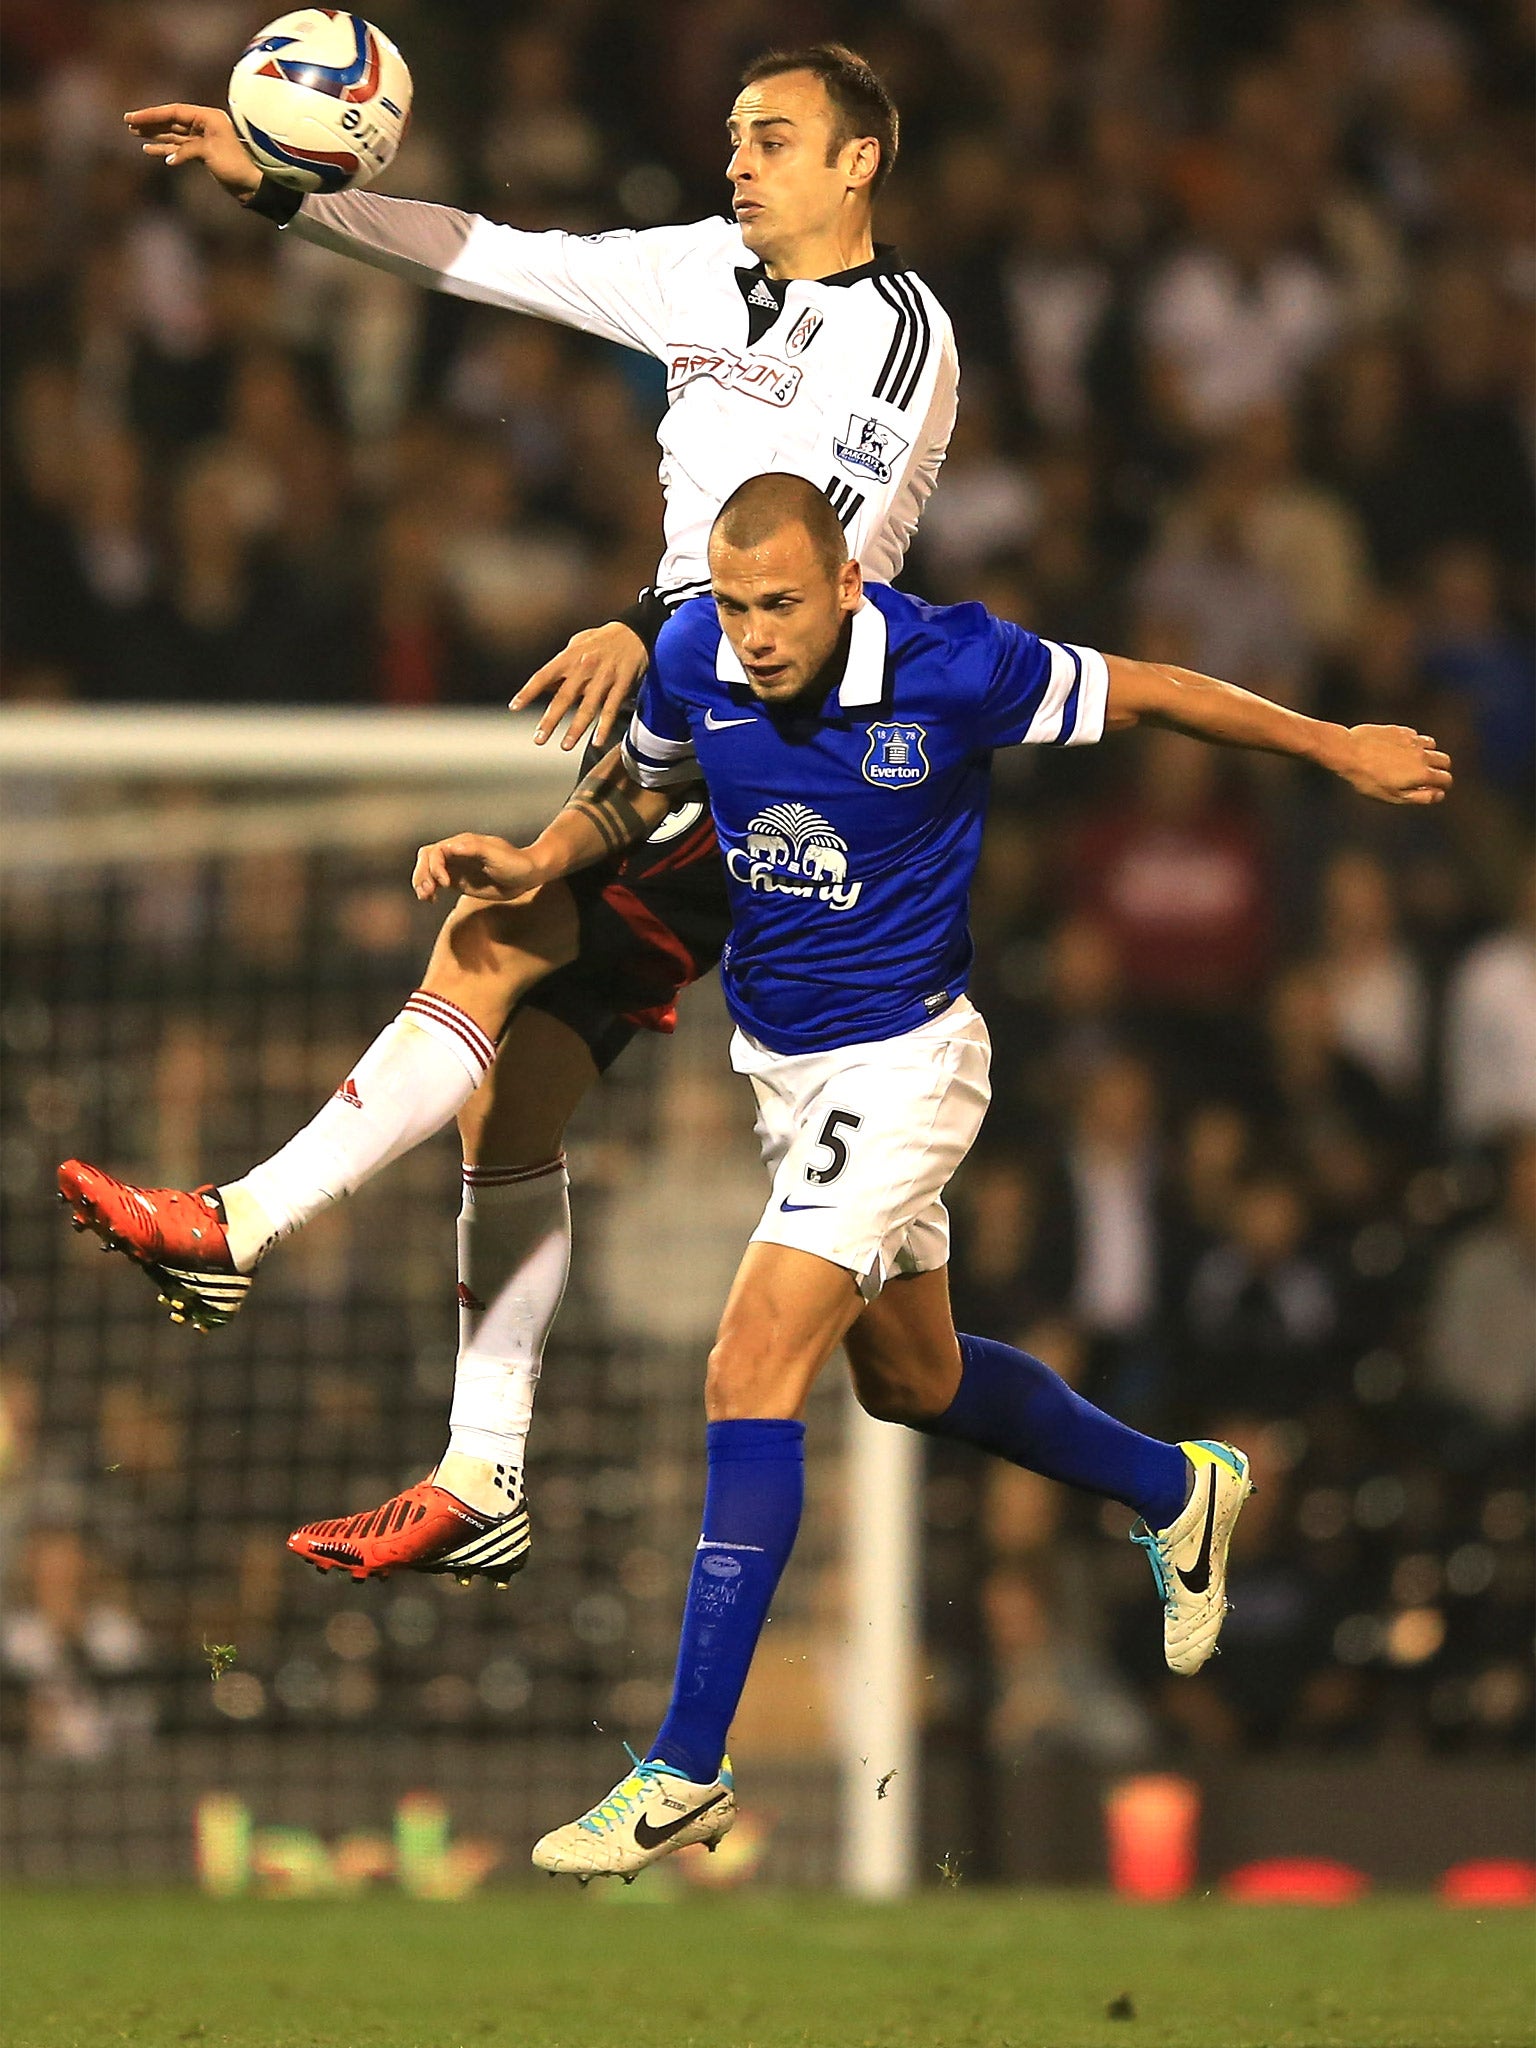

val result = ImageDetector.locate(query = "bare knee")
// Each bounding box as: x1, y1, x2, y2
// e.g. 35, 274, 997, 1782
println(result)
845, 1311, 960, 1427
425, 886, 579, 1032
456, 1006, 597, 1168
705, 1331, 782, 1421
701, 1245, 864, 1422
849, 1357, 940, 1426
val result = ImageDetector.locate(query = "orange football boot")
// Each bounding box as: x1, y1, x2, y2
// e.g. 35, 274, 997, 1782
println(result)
57, 1159, 252, 1331
287, 1478, 531, 1585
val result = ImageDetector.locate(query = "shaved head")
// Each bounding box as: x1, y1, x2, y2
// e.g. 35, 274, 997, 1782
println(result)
712, 472, 849, 579
708, 473, 863, 705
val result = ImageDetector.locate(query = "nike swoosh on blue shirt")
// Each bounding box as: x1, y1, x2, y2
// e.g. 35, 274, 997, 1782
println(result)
779, 1199, 831, 1213
704, 709, 756, 730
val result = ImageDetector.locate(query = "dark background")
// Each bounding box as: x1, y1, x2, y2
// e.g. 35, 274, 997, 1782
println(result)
0, 0, 1532, 1880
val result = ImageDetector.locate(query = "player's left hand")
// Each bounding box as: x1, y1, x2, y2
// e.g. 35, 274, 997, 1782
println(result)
1334, 726, 1453, 805
510, 621, 648, 753
413, 834, 541, 902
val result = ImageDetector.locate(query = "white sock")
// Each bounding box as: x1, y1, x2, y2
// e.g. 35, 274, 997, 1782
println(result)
221, 993, 496, 1270
441, 1158, 571, 1508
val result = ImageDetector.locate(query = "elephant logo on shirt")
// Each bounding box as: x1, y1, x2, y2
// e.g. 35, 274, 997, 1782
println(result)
800, 842, 848, 884
746, 827, 793, 866
728, 803, 861, 911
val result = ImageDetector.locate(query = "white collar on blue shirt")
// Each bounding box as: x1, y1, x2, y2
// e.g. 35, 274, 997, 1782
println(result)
714, 597, 889, 711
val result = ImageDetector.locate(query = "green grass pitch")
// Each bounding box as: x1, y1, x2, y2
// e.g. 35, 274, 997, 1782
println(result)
3, 1889, 1531, 2048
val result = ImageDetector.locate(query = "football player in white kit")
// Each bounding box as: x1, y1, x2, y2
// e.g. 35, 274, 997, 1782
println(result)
61, 47, 958, 1586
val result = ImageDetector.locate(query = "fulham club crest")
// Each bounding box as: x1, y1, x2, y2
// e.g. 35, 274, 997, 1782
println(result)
785, 308, 823, 356
863, 722, 930, 787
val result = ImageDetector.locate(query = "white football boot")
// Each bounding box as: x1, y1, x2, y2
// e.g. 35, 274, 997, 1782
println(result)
1131, 1439, 1253, 1676
532, 1749, 735, 1883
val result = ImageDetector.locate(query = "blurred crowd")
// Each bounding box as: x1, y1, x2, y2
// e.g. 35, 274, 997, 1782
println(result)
1, 0, 1532, 1790
1, 0, 1532, 728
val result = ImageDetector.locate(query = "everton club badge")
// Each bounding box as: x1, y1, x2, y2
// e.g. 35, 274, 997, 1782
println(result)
862, 722, 930, 787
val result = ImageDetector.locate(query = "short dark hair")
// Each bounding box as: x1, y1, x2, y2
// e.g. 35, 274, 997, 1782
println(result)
711, 472, 849, 578
740, 43, 899, 192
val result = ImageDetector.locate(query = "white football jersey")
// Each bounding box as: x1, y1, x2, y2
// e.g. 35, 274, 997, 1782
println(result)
286, 198, 956, 600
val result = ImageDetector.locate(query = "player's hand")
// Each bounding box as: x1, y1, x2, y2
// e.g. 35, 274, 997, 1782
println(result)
1333, 725, 1453, 805
123, 104, 262, 200
413, 835, 542, 902
511, 621, 648, 753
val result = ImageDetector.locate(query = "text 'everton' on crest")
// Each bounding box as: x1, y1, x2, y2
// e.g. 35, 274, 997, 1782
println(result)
863, 723, 930, 787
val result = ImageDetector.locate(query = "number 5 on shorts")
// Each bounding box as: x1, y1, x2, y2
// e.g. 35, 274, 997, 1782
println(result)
807, 1109, 863, 1186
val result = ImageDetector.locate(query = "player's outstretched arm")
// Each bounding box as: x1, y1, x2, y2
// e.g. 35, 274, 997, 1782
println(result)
124, 105, 260, 198
512, 623, 650, 752
1103, 657, 1453, 806
413, 747, 692, 902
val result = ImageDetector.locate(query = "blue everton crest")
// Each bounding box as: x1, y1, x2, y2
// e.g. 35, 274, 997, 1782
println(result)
863, 722, 930, 787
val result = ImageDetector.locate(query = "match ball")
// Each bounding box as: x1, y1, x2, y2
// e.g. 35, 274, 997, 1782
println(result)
228, 10, 412, 194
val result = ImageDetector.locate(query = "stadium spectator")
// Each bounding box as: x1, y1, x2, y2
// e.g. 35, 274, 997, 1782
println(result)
1142, 161, 1341, 442
1053, 1054, 1166, 1362
1068, 730, 1274, 1033
1002, 165, 1114, 438
1311, 848, 1429, 1109
1422, 1132, 1536, 1439
1262, 960, 1402, 1159
1417, 541, 1536, 802
1181, 1172, 1340, 1418
1136, 444, 1310, 698
1222, 405, 1372, 659
1442, 868, 1536, 1147
1, 1529, 155, 1760
907, 378, 1039, 590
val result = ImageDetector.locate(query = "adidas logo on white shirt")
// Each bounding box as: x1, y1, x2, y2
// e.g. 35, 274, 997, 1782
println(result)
747, 279, 778, 308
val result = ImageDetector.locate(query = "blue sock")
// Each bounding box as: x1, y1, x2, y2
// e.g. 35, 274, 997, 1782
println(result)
921, 1332, 1189, 1528
650, 1418, 805, 1785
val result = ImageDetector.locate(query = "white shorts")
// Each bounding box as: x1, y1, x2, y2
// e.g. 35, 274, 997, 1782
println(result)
731, 997, 993, 1301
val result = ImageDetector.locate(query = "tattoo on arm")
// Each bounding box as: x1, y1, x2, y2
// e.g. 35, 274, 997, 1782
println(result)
567, 751, 652, 856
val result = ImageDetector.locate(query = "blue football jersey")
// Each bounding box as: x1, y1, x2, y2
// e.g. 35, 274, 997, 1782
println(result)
621, 582, 1109, 1054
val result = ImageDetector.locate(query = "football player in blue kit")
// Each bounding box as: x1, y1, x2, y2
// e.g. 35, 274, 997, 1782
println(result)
412, 472, 1453, 1878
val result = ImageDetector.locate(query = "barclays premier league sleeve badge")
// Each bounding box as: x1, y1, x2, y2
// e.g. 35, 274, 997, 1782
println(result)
863, 723, 929, 787
834, 415, 909, 485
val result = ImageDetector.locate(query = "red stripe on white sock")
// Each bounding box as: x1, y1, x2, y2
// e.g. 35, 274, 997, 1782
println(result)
404, 992, 496, 1077
462, 1155, 567, 1189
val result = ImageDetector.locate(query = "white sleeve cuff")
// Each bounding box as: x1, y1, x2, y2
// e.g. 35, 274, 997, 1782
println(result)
622, 713, 697, 789
1027, 642, 1108, 746
1061, 644, 1109, 746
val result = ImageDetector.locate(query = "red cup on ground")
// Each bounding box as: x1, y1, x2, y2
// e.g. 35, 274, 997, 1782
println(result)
1104, 1773, 1201, 1900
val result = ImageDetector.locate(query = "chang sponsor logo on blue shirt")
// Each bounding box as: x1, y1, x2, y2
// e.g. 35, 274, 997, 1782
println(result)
726, 802, 862, 911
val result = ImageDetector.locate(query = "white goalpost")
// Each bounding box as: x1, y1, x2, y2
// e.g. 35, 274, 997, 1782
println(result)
840, 1391, 922, 1896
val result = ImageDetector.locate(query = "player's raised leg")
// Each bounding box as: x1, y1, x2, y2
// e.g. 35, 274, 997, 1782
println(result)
57, 884, 578, 1329
845, 1270, 1253, 1676
287, 1006, 594, 1583
532, 1243, 861, 1878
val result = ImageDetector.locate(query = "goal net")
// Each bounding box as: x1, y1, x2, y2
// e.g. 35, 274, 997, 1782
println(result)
0, 708, 917, 1893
